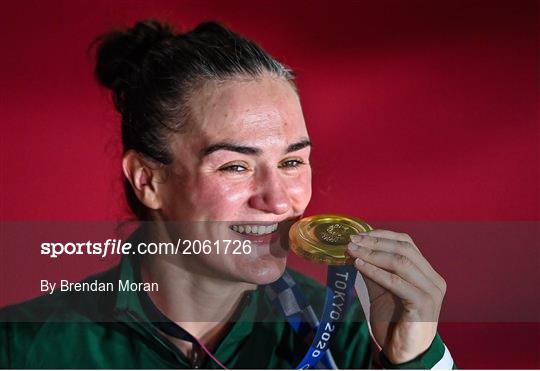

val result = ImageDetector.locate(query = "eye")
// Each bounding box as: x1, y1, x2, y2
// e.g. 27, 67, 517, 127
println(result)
279, 159, 306, 169
218, 163, 249, 173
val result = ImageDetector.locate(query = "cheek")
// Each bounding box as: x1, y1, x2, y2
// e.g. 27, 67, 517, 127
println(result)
286, 171, 312, 208
194, 178, 252, 218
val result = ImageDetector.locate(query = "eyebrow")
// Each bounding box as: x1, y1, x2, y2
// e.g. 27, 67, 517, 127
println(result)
286, 139, 312, 153
202, 139, 312, 157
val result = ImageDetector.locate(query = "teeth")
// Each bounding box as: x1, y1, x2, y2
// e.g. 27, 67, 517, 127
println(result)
230, 223, 278, 235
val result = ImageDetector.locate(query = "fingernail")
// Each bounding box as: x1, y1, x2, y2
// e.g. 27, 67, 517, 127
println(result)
350, 234, 364, 243
347, 242, 359, 251
355, 258, 365, 266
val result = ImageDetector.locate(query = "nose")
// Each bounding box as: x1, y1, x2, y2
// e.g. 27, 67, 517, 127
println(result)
248, 168, 291, 215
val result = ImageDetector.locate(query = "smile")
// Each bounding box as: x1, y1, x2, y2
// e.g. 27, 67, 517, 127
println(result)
229, 223, 279, 236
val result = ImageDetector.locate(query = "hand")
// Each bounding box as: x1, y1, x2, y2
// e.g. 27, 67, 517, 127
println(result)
347, 229, 447, 364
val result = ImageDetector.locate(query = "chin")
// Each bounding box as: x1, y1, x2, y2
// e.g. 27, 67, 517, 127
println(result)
240, 254, 288, 285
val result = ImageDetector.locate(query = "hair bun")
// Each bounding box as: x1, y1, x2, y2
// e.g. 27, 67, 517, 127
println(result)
93, 19, 177, 111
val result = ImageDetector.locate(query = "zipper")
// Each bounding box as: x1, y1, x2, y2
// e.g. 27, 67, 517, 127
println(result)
120, 310, 190, 366
191, 343, 203, 369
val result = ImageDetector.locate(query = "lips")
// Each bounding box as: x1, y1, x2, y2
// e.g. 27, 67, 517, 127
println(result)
227, 217, 300, 245
229, 223, 278, 236
228, 222, 283, 245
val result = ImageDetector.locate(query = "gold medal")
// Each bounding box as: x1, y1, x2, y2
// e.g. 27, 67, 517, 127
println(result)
289, 214, 372, 265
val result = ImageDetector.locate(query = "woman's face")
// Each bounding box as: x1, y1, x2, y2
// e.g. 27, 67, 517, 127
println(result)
156, 75, 312, 284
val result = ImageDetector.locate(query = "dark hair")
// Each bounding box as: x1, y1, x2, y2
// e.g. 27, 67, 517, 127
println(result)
92, 19, 296, 219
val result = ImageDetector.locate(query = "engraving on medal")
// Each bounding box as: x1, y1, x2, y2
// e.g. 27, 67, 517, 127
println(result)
289, 214, 372, 265
314, 223, 352, 245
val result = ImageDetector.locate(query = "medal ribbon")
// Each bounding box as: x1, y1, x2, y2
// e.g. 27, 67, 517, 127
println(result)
267, 265, 357, 369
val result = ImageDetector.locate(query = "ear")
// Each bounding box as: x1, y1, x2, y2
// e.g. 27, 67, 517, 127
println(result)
122, 150, 163, 211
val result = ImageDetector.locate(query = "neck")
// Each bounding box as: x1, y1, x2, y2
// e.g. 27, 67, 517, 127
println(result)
142, 256, 255, 338
137, 221, 256, 356
141, 256, 255, 359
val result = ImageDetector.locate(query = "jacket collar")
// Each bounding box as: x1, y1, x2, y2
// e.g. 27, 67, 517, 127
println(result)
112, 226, 264, 365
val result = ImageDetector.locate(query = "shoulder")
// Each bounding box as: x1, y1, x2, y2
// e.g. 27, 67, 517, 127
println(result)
0, 266, 121, 367
0, 265, 120, 322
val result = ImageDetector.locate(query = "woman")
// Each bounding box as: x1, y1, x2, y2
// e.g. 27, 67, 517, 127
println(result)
0, 20, 454, 369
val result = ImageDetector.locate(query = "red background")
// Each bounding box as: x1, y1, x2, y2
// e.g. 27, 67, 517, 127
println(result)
0, 0, 538, 368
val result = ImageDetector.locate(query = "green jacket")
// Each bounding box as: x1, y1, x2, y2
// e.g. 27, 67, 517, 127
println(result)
0, 254, 454, 369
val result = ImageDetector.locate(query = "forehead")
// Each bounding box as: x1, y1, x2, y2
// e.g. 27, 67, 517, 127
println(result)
188, 76, 307, 143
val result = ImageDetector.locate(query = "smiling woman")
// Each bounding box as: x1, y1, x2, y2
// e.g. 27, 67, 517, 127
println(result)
0, 19, 454, 369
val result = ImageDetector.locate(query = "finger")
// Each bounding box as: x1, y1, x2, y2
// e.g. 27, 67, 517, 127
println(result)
364, 229, 419, 252
359, 273, 387, 304
351, 233, 446, 295
353, 257, 425, 304
347, 242, 441, 299
350, 233, 447, 295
